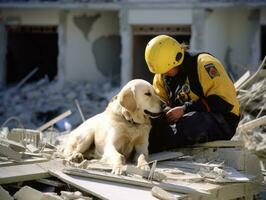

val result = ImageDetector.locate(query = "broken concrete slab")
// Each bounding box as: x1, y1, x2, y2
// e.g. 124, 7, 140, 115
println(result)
0, 163, 50, 184
215, 148, 263, 181
13, 186, 43, 200
0, 137, 27, 161
61, 167, 210, 196
13, 186, 64, 200
178, 146, 263, 182
0, 159, 64, 184
41, 193, 63, 200
0, 143, 22, 161
50, 169, 184, 200
151, 186, 182, 200
0, 137, 25, 152
0, 185, 13, 200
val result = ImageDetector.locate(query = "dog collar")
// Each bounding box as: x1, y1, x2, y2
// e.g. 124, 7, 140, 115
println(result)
121, 113, 140, 125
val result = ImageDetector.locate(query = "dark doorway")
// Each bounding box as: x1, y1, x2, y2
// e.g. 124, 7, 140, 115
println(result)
132, 26, 191, 84
6, 25, 58, 85
261, 25, 266, 63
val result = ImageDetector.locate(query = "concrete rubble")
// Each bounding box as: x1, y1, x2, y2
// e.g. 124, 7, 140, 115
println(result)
0, 58, 266, 199
234, 56, 266, 161
0, 77, 118, 130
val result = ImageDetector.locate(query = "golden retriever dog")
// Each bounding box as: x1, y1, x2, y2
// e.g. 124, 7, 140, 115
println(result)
61, 79, 162, 174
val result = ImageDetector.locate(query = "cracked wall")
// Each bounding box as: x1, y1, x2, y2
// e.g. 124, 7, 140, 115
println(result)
65, 11, 120, 83
92, 35, 121, 85
202, 8, 261, 80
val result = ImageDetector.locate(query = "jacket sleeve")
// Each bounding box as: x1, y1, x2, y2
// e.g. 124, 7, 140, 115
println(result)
184, 54, 239, 115
152, 74, 169, 104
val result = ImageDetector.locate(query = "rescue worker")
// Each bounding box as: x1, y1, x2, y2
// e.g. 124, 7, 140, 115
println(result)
145, 35, 240, 153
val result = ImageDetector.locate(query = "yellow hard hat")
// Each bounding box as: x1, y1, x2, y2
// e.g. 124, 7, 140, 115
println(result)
145, 35, 184, 74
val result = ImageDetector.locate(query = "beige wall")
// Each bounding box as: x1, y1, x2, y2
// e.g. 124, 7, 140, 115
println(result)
203, 9, 229, 64
1, 9, 59, 25
1, 9, 120, 84
0, 7, 263, 84
128, 9, 192, 25
203, 8, 257, 77
64, 10, 119, 83
227, 9, 255, 74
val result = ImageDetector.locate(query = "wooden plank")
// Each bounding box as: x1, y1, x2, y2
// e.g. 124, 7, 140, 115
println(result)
75, 99, 85, 122
13, 68, 38, 90
49, 169, 186, 200
149, 151, 184, 163
234, 70, 251, 89
238, 56, 266, 90
62, 167, 210, 196
193, 140, 244, 148
37, 110, 72, 132
237, 115, 266, 133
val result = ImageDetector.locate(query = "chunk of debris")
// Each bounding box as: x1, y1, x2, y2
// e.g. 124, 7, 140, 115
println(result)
0, 138, 26, 161
126, 165, 166, 182
8, 128, 41, 147
13, 186, 43, 200
151, 186, 179, 200
0, 185, 13, 200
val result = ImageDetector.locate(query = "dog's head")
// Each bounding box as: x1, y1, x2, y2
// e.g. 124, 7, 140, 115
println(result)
118, 79, 162, 123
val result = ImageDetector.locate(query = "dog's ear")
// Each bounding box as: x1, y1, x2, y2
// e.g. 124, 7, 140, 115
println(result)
118, 87, 137, 112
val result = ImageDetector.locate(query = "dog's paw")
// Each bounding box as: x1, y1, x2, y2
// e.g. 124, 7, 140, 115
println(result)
111, 164, 126, 175
137, 161, 150, 171
67, 152, 84, 163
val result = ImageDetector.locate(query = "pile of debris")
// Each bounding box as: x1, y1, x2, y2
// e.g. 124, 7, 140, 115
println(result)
0, 127, 263, 199
234, 56, 266, 160
1, 58, 266, 199
1, 185, 93, 200
0, 77, 118, 130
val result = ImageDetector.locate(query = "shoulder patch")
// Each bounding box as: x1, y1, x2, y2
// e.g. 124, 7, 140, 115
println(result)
204, 63, 220, 79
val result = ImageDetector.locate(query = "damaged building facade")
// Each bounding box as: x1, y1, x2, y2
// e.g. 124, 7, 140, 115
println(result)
0, 0, 266, 87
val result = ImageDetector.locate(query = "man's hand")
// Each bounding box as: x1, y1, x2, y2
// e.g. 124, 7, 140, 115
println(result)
166, 106, 185, 123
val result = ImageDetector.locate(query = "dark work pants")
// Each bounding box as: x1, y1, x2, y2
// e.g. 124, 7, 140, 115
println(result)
148, 111, 235, 153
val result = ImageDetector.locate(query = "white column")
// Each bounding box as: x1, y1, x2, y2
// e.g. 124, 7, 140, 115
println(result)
250, 9, 261, 71
119, 6, 132, 86
190, 8, 206, 51
57, 10, 67, 84
0, 19, 6, 87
